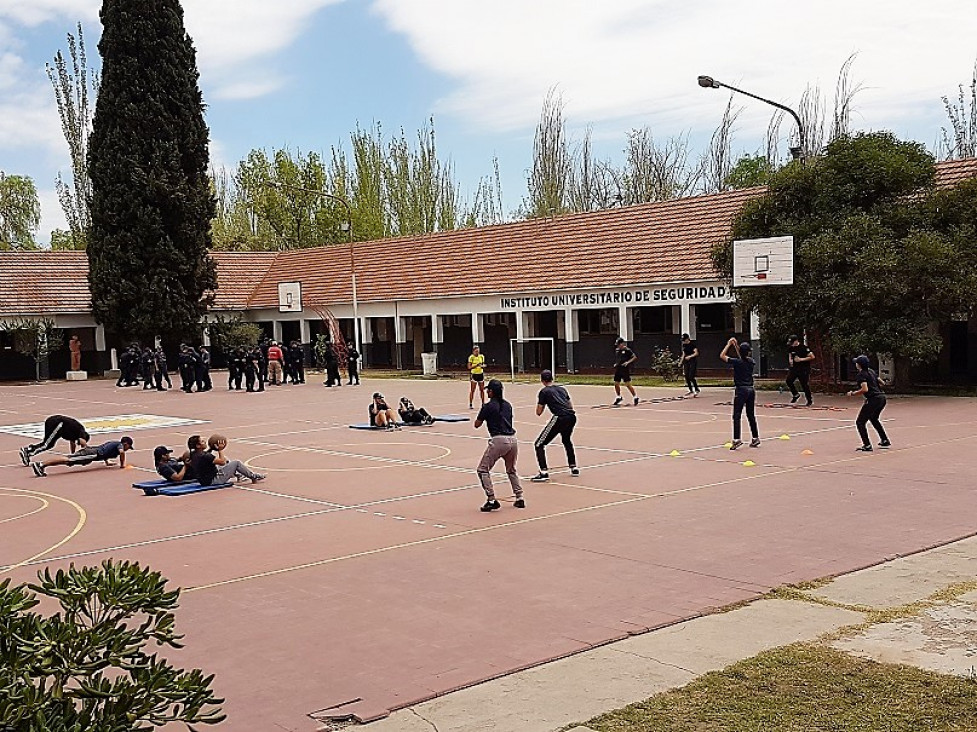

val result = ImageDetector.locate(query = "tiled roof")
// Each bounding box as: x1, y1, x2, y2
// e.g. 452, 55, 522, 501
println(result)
934, 157, 977, 188
246, 187, 763, 308
0, 250, 278, 317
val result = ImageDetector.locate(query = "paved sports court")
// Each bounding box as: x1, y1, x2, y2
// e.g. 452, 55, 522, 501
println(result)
1, 378, 974, 730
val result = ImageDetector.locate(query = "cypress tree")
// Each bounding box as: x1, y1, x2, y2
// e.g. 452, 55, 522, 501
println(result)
88, 0, 216, 344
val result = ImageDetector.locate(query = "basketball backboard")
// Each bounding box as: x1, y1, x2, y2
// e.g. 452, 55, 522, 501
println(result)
278, 281, 303, 312
732, 236, 794, 287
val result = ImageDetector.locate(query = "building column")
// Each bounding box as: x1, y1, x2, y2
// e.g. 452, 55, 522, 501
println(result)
431, 314, 443, 357
679, 303, 696, 339
750, 310, 765, 377
394, 315, 408, 370
95, 324, 106, 351
299, 319, 311, 344
514, 311, 527, 373
471, 312, 484, 346
360, 317, 372, 367
272, 320, 283, 343
564, 308, 579, 374
618, 305, 634, 341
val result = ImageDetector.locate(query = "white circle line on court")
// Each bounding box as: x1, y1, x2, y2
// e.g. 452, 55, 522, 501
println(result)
0, 495, 49, 525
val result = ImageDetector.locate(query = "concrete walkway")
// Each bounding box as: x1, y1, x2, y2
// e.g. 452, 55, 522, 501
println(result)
345, 535, 977, 732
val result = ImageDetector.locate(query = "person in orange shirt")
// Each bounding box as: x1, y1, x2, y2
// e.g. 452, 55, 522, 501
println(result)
69, 334, 82, 371
266, 341, 284, 385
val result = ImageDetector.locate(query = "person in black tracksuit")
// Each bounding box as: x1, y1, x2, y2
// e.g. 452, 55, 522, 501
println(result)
847, 355, 890, 452
116, 345, 135, 387
155, 347, 172, 390
245, 346, 264, 392
324, 343, 342, 387
530, 369, 579, 481
288, 341, 305, 384
347, 346, 360, 385
197, 346, 212, 391
720, 337, 760, 450
20, 415, 90, 466
229, 347, 246, 390
140, 347, 156, 390
680, 333, 700, 397
177, 344, 197, 392
786, 334, 815, 406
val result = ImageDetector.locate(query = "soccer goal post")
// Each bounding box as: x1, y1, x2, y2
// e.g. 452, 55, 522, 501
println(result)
509, 338, 556, 382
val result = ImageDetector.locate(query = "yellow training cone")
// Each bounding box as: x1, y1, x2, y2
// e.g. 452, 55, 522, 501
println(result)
724, 442, 733, 449
778, 434, 791, 440
669, 449, 681, 457
742, 460, 756, 467
801, 449, 814, 456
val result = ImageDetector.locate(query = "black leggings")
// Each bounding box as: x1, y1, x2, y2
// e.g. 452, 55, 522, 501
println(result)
856, 395, 888, 445
535, 414, 577, 471
684, 359, 699, 393
786, 368, 811, 402
732, 386, 758, 440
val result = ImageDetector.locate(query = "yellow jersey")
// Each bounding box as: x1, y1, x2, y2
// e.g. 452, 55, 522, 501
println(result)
468, 354, 486, 375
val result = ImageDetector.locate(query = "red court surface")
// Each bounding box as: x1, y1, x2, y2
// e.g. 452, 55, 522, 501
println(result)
1, 377, 975, 730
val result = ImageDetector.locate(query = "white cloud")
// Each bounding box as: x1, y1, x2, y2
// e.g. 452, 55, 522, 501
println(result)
36, 186, 68, 248
371, 0, 977, 145
0, 0, 97, 27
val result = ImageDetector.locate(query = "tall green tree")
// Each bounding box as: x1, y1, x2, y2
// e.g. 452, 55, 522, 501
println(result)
87, 0, 216, 344
0, 173, 41, 250
712, 132, 977, 371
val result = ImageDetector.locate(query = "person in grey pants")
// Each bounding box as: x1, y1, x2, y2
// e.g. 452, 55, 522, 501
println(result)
474, 379, 525, 511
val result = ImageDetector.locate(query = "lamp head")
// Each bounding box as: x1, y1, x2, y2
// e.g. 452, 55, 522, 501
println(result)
697, 75, 720, 89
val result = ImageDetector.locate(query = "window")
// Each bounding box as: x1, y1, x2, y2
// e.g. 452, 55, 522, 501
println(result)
633, 307, 671, 334
578, 309, 619, 335
695, 304, 735, 332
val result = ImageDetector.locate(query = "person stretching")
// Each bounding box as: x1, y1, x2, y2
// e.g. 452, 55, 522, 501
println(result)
32, 436, 133, 477
847, 355, 891, 452
720, 337, 760, 450
474, 379, 524, 511
20, 415, 90, 466
531, 369, 579, 482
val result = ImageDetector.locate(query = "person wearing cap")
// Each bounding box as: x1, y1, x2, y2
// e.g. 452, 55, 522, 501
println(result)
846, 355, 890, 452
786, 334, 815, 406
154, 445, 193, 482
20, 414, 90, 466
369, 392, 400, 429
186, 435, 265, 485
32, 436, 133, 477
474, 379, 525, 510
398, 397, 434, 425
467, 345, 487, 410
530, 369, 578, 482
680, 333, 700, 397
720, 337, 760, 450
612, 337, 639, 406
266, 341, 284, 385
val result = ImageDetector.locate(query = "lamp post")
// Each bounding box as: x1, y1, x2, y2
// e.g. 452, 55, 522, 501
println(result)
697, 75, 806, 161
263, 181, 360, 357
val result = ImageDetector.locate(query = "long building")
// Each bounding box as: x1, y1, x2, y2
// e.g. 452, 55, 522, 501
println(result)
2, 159, 976, 382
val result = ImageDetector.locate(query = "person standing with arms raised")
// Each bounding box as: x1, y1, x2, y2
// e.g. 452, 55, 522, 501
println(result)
720, 337, 760, 450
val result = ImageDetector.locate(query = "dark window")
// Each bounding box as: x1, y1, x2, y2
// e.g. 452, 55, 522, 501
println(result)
696, 304, 735, 332
578, 309, 618, 335
633, 307, 671, 334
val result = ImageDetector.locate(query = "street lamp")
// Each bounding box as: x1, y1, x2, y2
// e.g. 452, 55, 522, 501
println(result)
697, 75, 806, 161
263, 181, 360, 357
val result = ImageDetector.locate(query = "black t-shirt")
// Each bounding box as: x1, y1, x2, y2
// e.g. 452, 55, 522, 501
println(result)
789, 344, 812, 372
615, 347, 635, 368
190, 450, 219, 486
157, 459, 187, 482
49, 415, 88, 441
94, 441, 125, 460
682, 341, 698, 359
727, 356, 756, 388
476, 399, 516, 436
856, 368, 883, 398
538, 384, 575, 417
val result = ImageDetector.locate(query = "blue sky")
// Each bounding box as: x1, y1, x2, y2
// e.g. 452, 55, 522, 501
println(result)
1, 0, 976, 244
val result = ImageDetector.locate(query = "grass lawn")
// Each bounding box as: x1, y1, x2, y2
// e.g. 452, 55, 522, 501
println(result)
576, 644, 977, 732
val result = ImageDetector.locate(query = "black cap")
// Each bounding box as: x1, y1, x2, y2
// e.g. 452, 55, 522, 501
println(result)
739, 341, 752, 353
854, 355, 870, 368
787, 334, 800, 344
487, 379, 504, 396
681, 333, 690, 340
120, 436, 134, 447
153, 445, 172, 461
540, 369, 554, 382
615, 337, 625, 345
373, 392, 383, 399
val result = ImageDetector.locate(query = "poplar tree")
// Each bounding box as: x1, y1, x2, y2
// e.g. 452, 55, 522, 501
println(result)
88, 0, 216, 344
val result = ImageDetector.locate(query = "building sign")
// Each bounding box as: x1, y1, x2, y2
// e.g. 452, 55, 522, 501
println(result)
500, 285, 730, 311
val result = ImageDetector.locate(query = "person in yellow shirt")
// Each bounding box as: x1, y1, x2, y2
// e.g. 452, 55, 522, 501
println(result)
467, 345, 487, 409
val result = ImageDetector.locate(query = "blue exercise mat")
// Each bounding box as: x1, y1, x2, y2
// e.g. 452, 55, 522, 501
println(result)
348, 414, 470, 429
433, 414, 470, 422
133, 478, 193, 490
349, 422, 405, 430
156, 481, 234, 496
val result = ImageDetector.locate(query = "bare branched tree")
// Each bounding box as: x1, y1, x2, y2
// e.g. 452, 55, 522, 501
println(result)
465, 156, 506, 226
46, 24, 98, 248
766, 109, 785, 169
701, 97, 742, 194
940, 61, 977, 160
830, 54, 863, 142
621, 128, 700, 203
796, 84, 826, 160
525, 87, 572, 218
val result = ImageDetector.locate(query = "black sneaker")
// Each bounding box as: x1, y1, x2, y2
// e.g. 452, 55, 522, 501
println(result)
251, 474, 266, 483
613, 396, 623, 406
879, 440, 891, 448
633, 397, 640, 406
31, 462, 46, 477
805, 400, 813, 407
750, 438, 761, 448
790, 394, 800, 404
19, 447, 31, 466
514, 499, 526, 509
530, 473, 549, 482
730, 439, 743, 451
855, 445, 873, 452
570, 467, 580, 476
480, 499, 501, 512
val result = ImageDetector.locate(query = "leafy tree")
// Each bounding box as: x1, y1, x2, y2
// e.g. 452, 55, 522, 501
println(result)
47, 23, 98, 249
0, 560, 224, 730
0, 173, 41, 249
87, 0, 217, 345
712, 132, 977, 374
0, 317, 63, 381
525, 88, 573, 218
724, 154, 773, 190
208, 314, 262, 351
